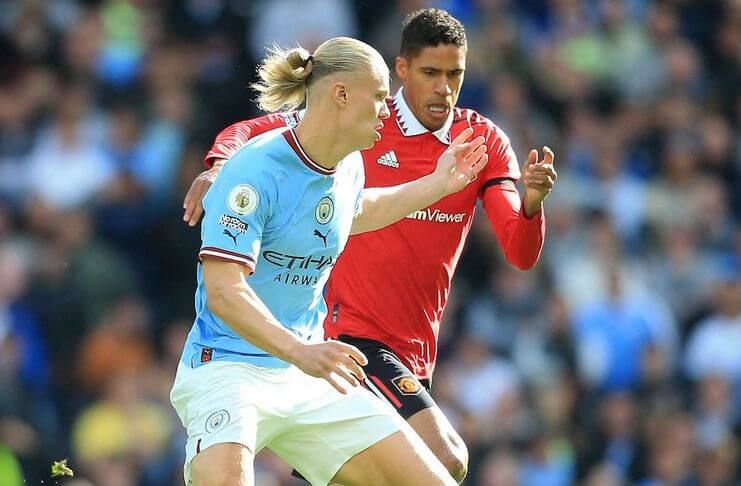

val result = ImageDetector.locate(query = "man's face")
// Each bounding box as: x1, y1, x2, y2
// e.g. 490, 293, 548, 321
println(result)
343, 61, 391, 150
396, 44, 466, 131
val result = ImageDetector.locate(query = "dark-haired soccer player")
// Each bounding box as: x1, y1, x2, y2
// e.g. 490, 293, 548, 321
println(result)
183, 9, 556, 483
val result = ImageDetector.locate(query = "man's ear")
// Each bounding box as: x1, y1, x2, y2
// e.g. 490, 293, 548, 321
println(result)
395, 56, 410, 81
332, 81, 349, 107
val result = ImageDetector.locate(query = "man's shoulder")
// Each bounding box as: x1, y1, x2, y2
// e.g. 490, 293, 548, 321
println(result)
225, 128, 291, 175
452, 107, 505, 136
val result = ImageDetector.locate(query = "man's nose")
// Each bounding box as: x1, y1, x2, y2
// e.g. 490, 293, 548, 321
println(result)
433, 76, 452, 97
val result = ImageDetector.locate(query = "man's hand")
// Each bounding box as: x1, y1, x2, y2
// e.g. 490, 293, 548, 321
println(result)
433, 127, 489, 196
521, 146, 557, 217
183, 164, 222, 226
287, 340, 368, 395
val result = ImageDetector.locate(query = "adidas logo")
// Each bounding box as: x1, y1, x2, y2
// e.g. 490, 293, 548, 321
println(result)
377, 151, 399, 168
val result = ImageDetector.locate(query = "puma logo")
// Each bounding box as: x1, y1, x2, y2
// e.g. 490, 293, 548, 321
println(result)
313, 228, 330, 247
223, 229, 239, 245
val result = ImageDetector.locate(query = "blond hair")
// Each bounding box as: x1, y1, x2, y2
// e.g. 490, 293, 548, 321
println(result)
252, 37, 384, 113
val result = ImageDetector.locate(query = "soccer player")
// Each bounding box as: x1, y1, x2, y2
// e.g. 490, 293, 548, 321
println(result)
171, 37, 489, 486
183, 9, 557, 483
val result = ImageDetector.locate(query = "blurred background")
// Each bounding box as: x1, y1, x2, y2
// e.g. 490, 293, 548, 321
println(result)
0, 0, 739, 484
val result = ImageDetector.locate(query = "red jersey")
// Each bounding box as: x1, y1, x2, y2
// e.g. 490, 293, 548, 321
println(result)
205, 90, 545, 379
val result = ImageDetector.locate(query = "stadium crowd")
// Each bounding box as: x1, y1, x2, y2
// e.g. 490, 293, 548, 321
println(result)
0, 0, 738, 484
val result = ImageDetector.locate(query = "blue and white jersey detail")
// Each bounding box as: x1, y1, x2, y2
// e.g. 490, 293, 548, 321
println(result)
182, 127, 364, 368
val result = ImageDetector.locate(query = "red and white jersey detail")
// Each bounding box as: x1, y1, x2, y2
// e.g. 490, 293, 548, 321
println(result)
205, 90, 545, 379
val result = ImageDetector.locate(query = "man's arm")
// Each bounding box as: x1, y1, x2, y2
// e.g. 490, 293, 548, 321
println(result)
482, 147, 556, 270
351, 128, 488, 235
183, 114, 293, 226
202, 258, 368, 394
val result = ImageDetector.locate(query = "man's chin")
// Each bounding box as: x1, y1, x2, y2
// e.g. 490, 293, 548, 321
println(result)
361, 134, 380, 150
421, 117, 445, 133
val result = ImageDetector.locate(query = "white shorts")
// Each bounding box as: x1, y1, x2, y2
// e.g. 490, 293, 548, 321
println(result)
170, 360, 405, 485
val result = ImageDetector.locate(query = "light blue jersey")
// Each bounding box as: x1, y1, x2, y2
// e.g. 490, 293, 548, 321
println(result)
181, 127, 365, 368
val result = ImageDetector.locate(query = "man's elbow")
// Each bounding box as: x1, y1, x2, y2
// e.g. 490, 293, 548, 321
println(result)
507, 254, 539, 271
205, 277, 232, 317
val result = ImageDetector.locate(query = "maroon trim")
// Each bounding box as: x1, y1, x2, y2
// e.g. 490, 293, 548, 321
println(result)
198, 247, 256, 274
201, 247, 256, 263
282, 129, 336, 175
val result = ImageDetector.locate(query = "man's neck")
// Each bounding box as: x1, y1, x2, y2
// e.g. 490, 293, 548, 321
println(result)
295, 110, 353, 169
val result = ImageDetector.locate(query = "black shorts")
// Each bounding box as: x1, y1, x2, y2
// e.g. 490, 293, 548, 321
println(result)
338, 335, 436, 420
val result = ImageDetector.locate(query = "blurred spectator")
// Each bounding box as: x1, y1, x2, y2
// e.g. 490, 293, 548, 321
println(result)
28, 208, 138, 364
578, 392, 645, 482
24, 77, 115, 212
464, 264, 544, 353
477, 448, 520, 486
76, 296, 154, 393
513, 293, 578, 386
684, 268, 741, 388
248, 0, 358, 59
71, 371, 173, 485
0, 241, 49, 391
573, 261, 677, 392
695, 437, 739, 486
444, 332, 524, 443
693, 375, 739, 451
638, 411, 695, 485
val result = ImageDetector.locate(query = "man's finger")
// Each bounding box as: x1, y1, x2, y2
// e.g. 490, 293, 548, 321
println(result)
469, 154, 489, 177
183, 184, 201, 221
527, 173, 552, 184
184, 197, 198, 223
464, 144, 488, 164
527, 164, 557, 178
450, 127, 474, 146
189, 201, 205, 227
184, 181, 200, 211
335, 342, 368, 367
342, 355, 367, 381
333, 364, 360, 389
524, 149, 538, 169
543, 146, 555, 166
185, 184, 207, 223
325, 374, 348, 395
451, 135, 485, 159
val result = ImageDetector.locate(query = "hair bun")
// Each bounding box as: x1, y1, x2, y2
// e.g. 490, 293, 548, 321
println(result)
287, 48, 313, 72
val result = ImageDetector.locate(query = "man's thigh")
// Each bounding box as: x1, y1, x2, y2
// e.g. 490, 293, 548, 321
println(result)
340, 336, 468, 480
170, 361, 279, 484
268, 368, 405, 485
407, 406, 468, 481
190, 442, 254, 486
331, 426, 455, 486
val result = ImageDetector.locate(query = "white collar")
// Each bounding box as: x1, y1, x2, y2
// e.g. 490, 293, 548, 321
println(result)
392, 88, 453, 144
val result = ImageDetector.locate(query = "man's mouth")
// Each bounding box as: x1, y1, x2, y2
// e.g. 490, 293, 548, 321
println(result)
427, 103, 450, 118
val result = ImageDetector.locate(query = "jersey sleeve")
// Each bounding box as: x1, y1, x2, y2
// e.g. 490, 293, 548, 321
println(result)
479, 126, 520, 196
204, 112, 299, 168
198, 149, 275, 274
481, 180, 545, 270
